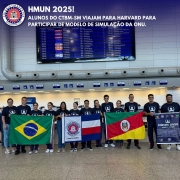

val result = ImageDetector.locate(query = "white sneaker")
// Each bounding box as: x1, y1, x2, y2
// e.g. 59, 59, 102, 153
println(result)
35, 150, 38, 154
110, 143, 115, 148
74, 148, 77, 152
167, 145, 171, 150
104, 144, 108, 148
49, 149, 54, 153
70, 149, 74, 152
45, 149, 50, 153
176, 145, 180, 151
29, 151, 33, 155
5, 149, 11, 154
57, 148, 61, 153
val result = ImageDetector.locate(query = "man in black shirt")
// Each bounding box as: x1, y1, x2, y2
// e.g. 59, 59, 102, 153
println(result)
161, 94, 180, 151
101, 95, 115, 148
80, 100, 94, 150
15, 97, 31, 155
2, 98, 17, 154
144, 94, 162, 150
29, 102, 42, 154
124, 94, 141, 149
93, 100, 103, 147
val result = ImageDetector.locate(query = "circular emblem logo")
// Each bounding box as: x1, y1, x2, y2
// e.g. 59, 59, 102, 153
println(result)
66, 122, 80, 136
2, 4, 25, 26
23, 123, 38, 136
120, 120, 130, 132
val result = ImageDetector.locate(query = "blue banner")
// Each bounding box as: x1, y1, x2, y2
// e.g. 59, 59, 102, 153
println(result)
155, 113, 180, 144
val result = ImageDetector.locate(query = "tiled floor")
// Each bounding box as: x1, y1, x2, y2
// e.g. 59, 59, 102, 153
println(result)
0, 143, 180, 180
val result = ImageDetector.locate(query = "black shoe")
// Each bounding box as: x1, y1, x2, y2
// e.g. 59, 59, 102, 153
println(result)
135, 145, 141, 149
157, 145, 162, 150
21, 149, 26, 153
89, 147, 93, 151
127, 145, 130, 149
15, 150, 20, 155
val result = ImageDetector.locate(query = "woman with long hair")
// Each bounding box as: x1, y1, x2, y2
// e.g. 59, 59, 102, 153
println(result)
56, 101, 69, 153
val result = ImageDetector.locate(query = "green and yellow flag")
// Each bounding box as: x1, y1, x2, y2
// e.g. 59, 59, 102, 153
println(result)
9, 115, 53, 145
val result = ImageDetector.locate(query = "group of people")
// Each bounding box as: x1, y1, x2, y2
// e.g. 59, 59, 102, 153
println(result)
1, 93, 180, 155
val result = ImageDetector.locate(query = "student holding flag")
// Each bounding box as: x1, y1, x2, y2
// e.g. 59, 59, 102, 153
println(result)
43, 102, 56, 153
161, 94, 180, 151
69, 102, 80, 152
101, 95, 115, 148
2, 98, 16, 154
56, 101, 69, 153
143, 94, 162, 150
29, 102, 42, 155
93, 100, 103, 148
15, 97, 31, 155
80, 100, 94, 150
124, 94, 141, 149
113, 100, 124, 148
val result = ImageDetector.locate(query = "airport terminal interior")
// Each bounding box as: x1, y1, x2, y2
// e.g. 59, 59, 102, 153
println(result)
0, 0, 180, 179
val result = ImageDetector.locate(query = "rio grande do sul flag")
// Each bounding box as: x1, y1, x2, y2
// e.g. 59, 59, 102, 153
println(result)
9, 115, 53, 145
105, 112, 145, 140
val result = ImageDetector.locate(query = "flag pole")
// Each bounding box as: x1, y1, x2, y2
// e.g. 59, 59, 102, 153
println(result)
62, 114, 65, 144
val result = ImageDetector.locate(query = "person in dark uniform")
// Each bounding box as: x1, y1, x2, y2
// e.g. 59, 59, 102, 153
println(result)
124, 94, 141, 149
56, 101, 69, 153
2, 98, 17, 154
113, 100, 124, 148
101, 95, 115, 148
15, 97, 31, 155
29, 102, 42, 154
80, 100, 94, 150
93, 99, 103, 148
69, 102, 80, 152
143, 94, 162, 150
161, 94, 180, 151
43, 102, 56, 153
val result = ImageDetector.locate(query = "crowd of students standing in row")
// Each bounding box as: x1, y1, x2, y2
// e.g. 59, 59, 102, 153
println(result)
1, 93, 180, 155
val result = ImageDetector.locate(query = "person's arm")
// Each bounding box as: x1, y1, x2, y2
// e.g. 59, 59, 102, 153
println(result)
27, 106, 31, 116
124, 103, 127, 112
2, 116, 7, 130
111, 103, 114, 111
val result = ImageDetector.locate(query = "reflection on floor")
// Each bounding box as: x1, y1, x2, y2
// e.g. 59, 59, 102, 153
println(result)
0, 143, 180, 180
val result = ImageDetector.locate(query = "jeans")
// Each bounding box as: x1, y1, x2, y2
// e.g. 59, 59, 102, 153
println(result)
57, 120, 65, 148
3, 124, 11, 148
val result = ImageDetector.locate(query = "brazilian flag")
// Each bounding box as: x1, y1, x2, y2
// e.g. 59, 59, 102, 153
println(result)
9, 115, 53, 145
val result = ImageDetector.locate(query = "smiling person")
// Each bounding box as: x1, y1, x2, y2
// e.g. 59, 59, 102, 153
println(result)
143, 94, 162, 150
2, 98, 17, 154
15, 97, 31, 155
43, 102, 56, 153
56, 101, 69, 153
29, 102, 42, 155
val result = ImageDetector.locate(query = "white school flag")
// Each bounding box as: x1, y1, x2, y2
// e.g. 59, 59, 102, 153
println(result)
63, 116, 82, 142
